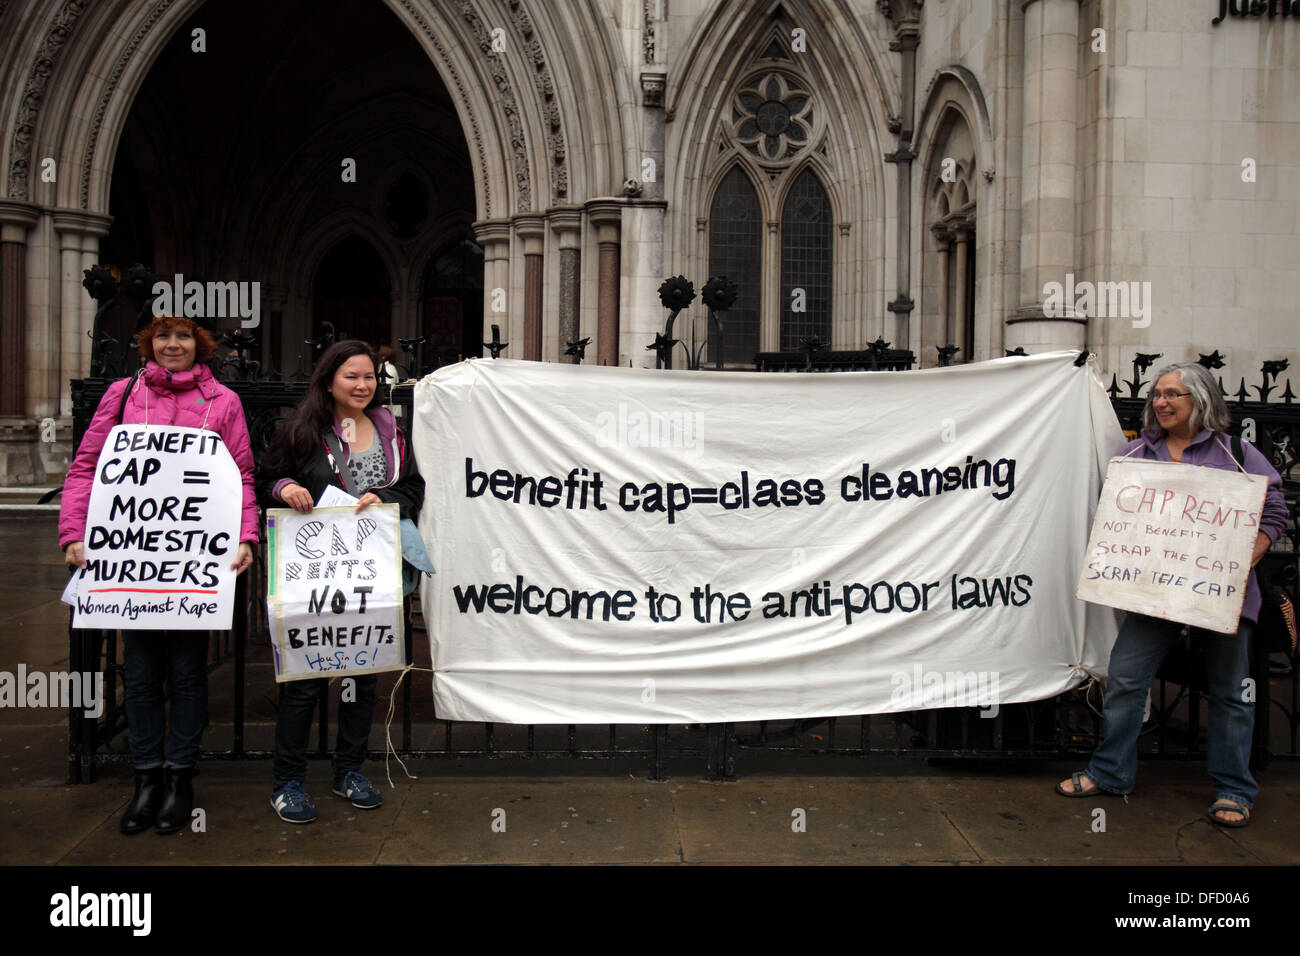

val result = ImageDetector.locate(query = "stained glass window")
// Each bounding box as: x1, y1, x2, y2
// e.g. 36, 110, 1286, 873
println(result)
707, 166, 762, 364
780, 169, 831, 350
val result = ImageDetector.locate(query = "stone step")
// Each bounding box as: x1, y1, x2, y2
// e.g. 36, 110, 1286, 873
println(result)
0, 487, 60, 505
0, 503, 60, 514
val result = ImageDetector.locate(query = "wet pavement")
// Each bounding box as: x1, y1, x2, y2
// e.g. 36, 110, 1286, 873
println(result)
3, 511, 1297, 867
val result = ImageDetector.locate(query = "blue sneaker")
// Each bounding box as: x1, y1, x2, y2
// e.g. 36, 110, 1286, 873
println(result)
332, 770, 383, 809
271, 781, 317, 824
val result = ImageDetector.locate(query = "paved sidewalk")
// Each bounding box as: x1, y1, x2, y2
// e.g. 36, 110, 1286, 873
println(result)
4, 513, 1297, 866
2, 731, 1296, 865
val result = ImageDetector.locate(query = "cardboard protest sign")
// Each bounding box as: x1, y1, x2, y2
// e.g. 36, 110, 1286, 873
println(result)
72, 424, 242, 630
1077, 457, 1268, 633
412, 352, 1126, 724
267, 504, 405, 682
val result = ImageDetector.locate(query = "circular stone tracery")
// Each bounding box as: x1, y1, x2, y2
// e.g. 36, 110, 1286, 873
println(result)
732, 74, 812, 162
755, 100, 790, 135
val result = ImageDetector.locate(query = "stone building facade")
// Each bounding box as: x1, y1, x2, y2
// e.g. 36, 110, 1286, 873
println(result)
0, 0, 1296, 482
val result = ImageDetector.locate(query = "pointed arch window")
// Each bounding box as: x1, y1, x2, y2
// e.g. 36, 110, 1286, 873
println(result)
707, 164, 837, 362
707, 166, 762, 362
780, 168, 832, 350
923, 111, 978, 366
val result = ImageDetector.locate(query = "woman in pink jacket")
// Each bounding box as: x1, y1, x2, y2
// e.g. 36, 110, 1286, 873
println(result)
59, 315, 257, 835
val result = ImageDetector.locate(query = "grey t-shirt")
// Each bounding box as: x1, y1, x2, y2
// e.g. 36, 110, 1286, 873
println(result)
346, 440, 387, 492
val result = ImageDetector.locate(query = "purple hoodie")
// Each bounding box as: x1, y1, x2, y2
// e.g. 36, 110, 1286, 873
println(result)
1120, 428, 1288, 624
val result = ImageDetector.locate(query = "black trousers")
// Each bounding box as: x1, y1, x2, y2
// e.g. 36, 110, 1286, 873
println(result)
272, 674, 378, 787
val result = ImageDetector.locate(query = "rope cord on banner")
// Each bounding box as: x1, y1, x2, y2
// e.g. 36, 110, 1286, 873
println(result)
381, 663, 436, 788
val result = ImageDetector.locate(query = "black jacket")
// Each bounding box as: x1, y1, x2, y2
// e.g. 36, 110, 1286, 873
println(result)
255, 406, 424, 521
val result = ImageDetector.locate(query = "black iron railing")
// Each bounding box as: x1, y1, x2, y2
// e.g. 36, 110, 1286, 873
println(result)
62, 350, 1299, 782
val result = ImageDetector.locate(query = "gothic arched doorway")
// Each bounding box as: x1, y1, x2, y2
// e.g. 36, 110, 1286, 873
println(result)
100, 0, 477, 377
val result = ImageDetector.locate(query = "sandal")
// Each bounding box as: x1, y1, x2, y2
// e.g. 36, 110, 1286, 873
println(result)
1055, 771, 1108, 798
1207, 798, 1250, 828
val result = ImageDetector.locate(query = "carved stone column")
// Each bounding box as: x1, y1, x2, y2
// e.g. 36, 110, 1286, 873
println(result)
52, 211, 114, 415
0, 202, 39, 416
514, 215, 545, 361
473, 219, 513, 356
930, 223, 952, 349
881, 1, 923, 346
1008, 0, 1084, 352
953, 223, 973, 354
640, 71, 667, 202
0, 202, 42, 483
587, 201, 622, 367
550, 206, 582, 363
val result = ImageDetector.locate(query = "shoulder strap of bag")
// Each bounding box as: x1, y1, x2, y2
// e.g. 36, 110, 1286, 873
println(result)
117, 370, 144, 424
321, 431, 362, 497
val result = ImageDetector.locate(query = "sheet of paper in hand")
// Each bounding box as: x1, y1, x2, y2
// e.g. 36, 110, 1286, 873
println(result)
1077, 457, 1268, 633
266, 504, 406, 681
73, 424, 241, 630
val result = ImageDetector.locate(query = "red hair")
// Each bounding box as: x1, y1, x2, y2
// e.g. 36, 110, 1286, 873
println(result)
138, 315, 217, 364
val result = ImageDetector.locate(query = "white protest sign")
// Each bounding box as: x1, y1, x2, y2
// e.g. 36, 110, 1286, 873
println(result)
412, 353, 1125, 724
267, 504, 405, 682
1077, 457, 1268, 633
73, 424, 241, 630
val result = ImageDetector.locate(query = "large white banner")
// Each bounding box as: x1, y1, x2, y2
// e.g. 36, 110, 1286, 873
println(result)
267, 505, 406, 682
72, 424, 242, 630
413, 352, 1126, 723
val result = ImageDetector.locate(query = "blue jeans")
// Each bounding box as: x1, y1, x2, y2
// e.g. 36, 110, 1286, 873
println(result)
121, 631, 209, 770
272, 675, 378, 788
1086, 613, 1257, 807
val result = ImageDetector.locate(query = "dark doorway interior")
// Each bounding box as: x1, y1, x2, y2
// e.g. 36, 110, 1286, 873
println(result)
422, 238, 484, 372
102, 0, 478, 375
313, 236, 393, 348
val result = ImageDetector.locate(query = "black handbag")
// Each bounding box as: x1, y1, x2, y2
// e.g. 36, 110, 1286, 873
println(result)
1258, 579, 1298, 657
1229, 434, 1296, 656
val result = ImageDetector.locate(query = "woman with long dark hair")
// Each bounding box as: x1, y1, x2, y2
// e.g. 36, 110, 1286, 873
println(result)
59, 315, 257, 835
256, 340, 423, 824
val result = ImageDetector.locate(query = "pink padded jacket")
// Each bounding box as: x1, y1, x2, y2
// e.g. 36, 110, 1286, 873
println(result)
58, 361, 260, 549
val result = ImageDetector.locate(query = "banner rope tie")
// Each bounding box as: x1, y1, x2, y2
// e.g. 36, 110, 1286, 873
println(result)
1078, 673, 1104, 718
382, 662, 437, 789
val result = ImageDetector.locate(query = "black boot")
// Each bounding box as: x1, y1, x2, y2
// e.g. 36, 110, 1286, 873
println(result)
154, 767, 195, 835
120, 768, 164, 835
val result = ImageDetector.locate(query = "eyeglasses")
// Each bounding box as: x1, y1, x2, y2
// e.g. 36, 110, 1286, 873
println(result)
1152, 391, 1191, 401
